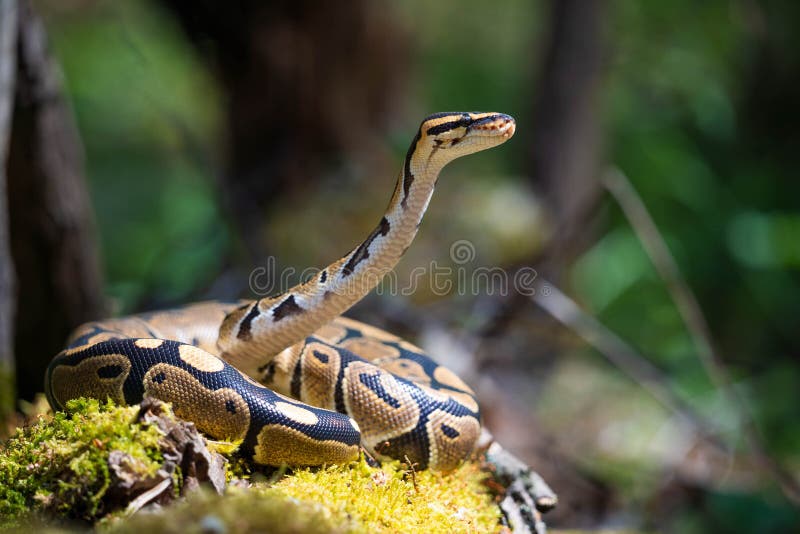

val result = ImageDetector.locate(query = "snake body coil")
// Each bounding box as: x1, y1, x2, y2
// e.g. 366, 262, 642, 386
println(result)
46, 112, 516, 470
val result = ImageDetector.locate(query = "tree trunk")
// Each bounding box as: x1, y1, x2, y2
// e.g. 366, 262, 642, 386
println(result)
6, 0, 106, 401
528, 0, 608, 277
484, 0, 610, 340
0, 0, 19, 415
159, 0, 407, 265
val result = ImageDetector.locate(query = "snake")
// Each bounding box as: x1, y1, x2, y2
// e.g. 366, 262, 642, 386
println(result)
45, 112, 516, 471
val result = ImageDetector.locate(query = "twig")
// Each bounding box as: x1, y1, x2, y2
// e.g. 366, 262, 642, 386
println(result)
531, 280, 719, 438
123, 477, 173, 516
403, 454, 419, 493
602, 170, 730, 410
602, 167, 800, 504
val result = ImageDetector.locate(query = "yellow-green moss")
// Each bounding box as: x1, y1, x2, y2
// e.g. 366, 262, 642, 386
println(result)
258, 456, 502, 533
0, 398, 164, 526
102, 456, 501, 534
205, 438, 252, 481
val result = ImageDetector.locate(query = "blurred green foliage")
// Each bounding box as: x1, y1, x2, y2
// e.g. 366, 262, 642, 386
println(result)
44, 1, 227, 311
603, 0, 800, 459
36, 0, 800, 531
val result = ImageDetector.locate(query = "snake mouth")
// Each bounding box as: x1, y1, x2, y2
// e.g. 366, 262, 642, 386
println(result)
467, 113, 516, 139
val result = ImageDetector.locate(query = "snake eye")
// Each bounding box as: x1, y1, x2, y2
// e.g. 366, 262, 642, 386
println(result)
461, 114, 471, 123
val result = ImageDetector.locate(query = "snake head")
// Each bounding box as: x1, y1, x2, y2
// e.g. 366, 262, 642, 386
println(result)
417, 112, 516, 156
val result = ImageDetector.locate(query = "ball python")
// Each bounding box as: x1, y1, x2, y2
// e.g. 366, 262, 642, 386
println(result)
45, 112, 516, 471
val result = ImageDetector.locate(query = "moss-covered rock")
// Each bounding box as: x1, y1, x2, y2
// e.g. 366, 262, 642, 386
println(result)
0, 399, 164, 526
1, 398, 503, 533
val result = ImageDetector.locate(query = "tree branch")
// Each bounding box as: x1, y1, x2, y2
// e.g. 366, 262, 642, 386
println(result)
532, 280, 700, 425
528, 0, 607, 275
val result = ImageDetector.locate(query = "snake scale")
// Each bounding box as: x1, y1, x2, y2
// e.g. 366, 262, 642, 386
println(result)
46, 112, 516, 471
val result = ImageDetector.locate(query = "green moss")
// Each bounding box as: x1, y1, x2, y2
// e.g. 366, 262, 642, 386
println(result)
0, 398, 164, 526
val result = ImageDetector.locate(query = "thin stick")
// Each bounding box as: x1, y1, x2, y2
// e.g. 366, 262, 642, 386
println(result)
531, 281, 714, 436
602, 168, 800, 504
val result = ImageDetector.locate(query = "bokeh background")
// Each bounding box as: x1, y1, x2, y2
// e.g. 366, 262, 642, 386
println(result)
2, 0, 799, 531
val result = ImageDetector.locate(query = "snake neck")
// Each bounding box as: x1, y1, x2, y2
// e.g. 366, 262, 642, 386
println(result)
217, 143, 444, 374
217, 111, 516, 375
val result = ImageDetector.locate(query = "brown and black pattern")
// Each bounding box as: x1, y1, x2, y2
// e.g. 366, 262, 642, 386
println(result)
272, 295, 304, 321
401, 129, 421, 209
341, 217, 391, 277
262, 324, 482, 471
236, 304, 261, 341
